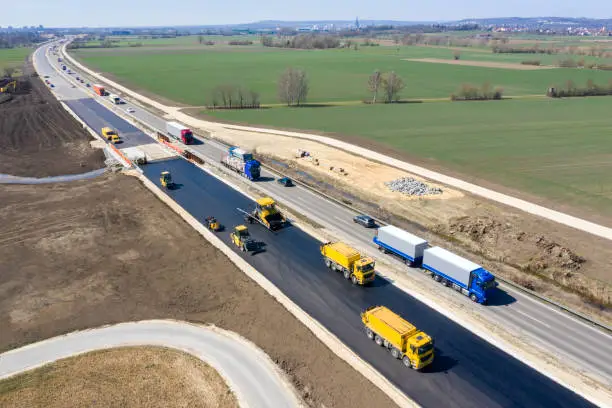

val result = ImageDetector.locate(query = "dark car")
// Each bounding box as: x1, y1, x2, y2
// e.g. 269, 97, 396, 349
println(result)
353, 214, 376, 228
277, 177, 293, 187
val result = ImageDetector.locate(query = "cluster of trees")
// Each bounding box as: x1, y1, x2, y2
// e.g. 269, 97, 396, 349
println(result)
209, 85, 260, 109
521, 60, 541, 66
492, 46, 557, 54
0, 32, 43, 48
556, 58, 612, 70
261, 34, 341, 49
228, 40, 253, 46
397, 33, 509, 48
450, 82, 504, 101
366, 70, 405, 103
547, 79, 612, 98
278, 67, 309, 106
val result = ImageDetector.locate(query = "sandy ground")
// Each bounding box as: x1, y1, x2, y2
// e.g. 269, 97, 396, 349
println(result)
0, 58, 105, 177
200, 125, 611, 320
403, 58, 556, 70
0, 346, 237, 408
0, 175, 396, 408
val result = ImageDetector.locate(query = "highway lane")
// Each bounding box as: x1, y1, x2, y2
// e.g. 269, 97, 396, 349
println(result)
0, 321, 300, 408
141, 157, 592, 408
37, 43, 609, 403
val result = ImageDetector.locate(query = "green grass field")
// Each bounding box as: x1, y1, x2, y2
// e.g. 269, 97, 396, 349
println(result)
71, 40, 612, 218
208, 97, 612, 217
73, 44, 612, 105
0, 47, 31, 74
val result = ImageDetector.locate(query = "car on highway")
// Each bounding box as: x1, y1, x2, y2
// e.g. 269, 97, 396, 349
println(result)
76, 76, 80, 80
126, 107, 136, 113
49, 84, 54, 88
277, 177, 293, 187
43, 75, 49, 78
86, 83, 91, 87
353, 214, 376, 228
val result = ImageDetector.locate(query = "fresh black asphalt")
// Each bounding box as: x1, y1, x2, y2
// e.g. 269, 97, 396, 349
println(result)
143, 158, 593, 408
64, 98, 152, 148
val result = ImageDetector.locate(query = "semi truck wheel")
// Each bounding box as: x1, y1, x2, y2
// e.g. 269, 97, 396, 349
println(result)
470, 294, 478, 302
351, 275, 358, 285
402, 356, 413, 368
390, 348, 400, 359
433, 274, 441, 282
343, 270, 351, 279
375, 335, 383, 346
325, 259, 331, 268
365, 328, 374, 339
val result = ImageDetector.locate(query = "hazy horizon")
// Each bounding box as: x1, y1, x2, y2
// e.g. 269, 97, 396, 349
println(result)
2, 0, 611, 28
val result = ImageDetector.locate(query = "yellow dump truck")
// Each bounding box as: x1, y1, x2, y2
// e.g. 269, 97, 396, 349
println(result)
241, 197, 286, 231
101, 127, 120, 143
320, 242, 376, 285
361, 306, 434, 370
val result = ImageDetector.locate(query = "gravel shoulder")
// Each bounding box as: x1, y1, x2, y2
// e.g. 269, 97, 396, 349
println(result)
0, 346, 237, 408
0, 175, 396, 408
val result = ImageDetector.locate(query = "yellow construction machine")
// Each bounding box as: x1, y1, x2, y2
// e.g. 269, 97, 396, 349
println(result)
230, 225, 261, 252
160, 171, 174, 188
237, 197, 286, 231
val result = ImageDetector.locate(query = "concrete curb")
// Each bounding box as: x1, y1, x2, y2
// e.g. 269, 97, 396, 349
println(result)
136, 174, 419, 408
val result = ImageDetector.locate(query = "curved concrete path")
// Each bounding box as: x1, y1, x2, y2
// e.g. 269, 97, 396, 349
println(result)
0, 320, 301, 408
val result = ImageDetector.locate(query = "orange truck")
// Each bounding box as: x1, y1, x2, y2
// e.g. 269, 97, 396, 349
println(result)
93, 84, 105, 96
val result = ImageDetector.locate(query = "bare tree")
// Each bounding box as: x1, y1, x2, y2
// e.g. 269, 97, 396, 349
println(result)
3, 66, 16, 78
249, 90, 260, 108
382, 71, 405, 103
367, 70, 382, 103
278, 67, 309, 106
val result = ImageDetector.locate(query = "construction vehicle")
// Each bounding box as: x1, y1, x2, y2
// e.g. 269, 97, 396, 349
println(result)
93, 84, 105, 96
160, 171, 173, 188
165, 121, 194, 144
362, 306, 434, 370
205, 216, 223, 232
221, 146, 260, 180
101, 127, 120, 143
108, 93, 122, 104
320, 242, 376, 285
238, 197, 286, 231
230, 225, 261, 252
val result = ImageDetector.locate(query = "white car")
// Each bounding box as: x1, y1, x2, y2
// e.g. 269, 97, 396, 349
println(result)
126, 107, 136, 113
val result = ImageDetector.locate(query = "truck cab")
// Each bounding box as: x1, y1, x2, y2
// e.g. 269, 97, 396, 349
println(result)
230, 225, 259, 252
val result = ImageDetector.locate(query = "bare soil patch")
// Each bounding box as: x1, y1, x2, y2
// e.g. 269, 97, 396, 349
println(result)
0, 175, 395, 408
404, 57, 557, 70
0, 57, 105, 177
191, 123, 611, 320
0, 346, 237, 408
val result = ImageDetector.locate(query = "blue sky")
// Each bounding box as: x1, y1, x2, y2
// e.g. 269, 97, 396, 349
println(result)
2, 0, 611, 28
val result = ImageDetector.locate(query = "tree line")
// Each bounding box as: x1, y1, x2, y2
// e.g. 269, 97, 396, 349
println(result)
261, 34, 341, 49
450, 82, 504, 101
547, 79, 612, 98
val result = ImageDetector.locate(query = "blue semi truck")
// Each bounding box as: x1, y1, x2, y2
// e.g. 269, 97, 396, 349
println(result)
374, 225, 498, 304
221, 147, 261, 180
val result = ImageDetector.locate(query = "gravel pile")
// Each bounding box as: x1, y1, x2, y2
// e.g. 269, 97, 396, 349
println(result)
385, 177, 443, 196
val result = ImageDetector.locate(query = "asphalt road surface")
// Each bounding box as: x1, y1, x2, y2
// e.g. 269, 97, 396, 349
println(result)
0, 321, 300, 408
141, 157, 592, 408
35, 42, 609, 407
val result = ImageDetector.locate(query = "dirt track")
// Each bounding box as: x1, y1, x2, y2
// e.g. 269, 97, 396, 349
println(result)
0, 58, 105, 177
0, 175, 395, 408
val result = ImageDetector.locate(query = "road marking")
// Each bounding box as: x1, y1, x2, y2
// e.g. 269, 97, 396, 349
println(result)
515, 309, 552, 329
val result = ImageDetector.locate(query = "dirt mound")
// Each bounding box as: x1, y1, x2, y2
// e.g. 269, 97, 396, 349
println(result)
0, 57, 105, 177
448, 216, 586, 272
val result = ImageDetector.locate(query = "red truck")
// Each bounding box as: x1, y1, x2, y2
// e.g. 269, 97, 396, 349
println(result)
93, 84, 106, 96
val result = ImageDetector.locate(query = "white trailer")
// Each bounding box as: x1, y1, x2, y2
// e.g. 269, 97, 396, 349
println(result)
373, 225, 428, 265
